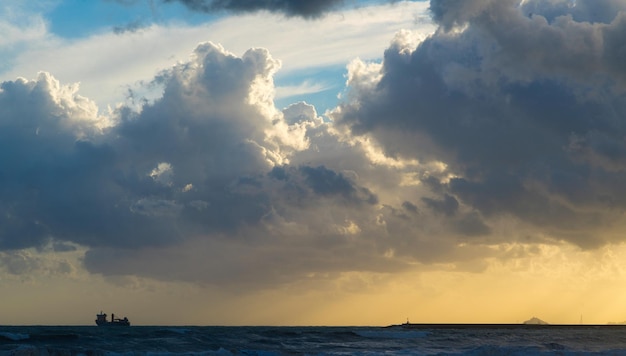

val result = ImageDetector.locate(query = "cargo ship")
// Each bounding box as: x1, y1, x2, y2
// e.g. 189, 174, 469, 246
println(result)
95, 311, 130, 326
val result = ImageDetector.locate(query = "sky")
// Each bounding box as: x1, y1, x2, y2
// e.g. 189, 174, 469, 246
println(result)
3, 0, 626, 326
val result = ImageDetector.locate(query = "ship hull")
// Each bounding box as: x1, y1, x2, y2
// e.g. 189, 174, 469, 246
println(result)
96, 320, 130, 326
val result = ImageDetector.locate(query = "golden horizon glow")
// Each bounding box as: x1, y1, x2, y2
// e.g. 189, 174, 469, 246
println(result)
2, 241, 626, 326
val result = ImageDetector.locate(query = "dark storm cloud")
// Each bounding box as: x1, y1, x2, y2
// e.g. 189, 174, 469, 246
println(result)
1, 41, 422, 286
163, 0, 345, 18
428, 0, 626, 86
422, 193, 458, 216
333, 0, 626, 247
452, 212, 491, 237
519, 0, 626, 24
0, 75, 103, 250
0, 44, 282, 252
402, 201, 418, 213
300, 165, 378, 204
17, 0, 621, 287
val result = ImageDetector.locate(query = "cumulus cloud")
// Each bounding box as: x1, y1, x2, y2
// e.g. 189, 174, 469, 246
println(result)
0, 40, 429, 287
12, 0, 626, 289
0, 44, 281, 252
1, 29, 507, 288
333, 0, 626, 248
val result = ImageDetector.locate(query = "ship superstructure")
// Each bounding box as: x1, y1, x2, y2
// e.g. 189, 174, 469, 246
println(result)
96, 311, 130, 326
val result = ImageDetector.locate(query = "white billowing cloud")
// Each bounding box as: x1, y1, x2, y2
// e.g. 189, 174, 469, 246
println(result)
332, 0, 626, 248
0, 71, 104, 146
1, 34, 497, 288
150, 162, 174, 186
11, 0, 626, 291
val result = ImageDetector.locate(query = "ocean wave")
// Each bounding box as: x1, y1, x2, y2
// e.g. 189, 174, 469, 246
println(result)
0, 332, 29, 341
0, 325, 625, 355
354, 329, 429, 339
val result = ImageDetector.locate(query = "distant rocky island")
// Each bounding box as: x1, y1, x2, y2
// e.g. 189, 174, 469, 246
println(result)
523, 317, 548, 325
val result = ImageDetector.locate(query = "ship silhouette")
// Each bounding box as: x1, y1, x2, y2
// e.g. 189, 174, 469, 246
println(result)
95, 311, 130, 326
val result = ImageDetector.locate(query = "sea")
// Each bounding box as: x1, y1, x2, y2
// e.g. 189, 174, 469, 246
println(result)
2, 325, 626, 355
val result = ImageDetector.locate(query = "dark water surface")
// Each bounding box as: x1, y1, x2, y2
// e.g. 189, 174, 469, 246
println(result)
2, 325, 626, 355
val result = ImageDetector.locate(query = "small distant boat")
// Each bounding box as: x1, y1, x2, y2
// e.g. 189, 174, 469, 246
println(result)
95, 311, 130, 326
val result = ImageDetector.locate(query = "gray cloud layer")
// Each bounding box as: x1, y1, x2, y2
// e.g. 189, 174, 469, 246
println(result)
163, 0, 345, 18
334, 0, 626, 248
0, 43, 423, 287
4, 0, 626, 288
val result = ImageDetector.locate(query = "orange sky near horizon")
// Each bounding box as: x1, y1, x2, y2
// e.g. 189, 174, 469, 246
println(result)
2, 241, 626, 326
